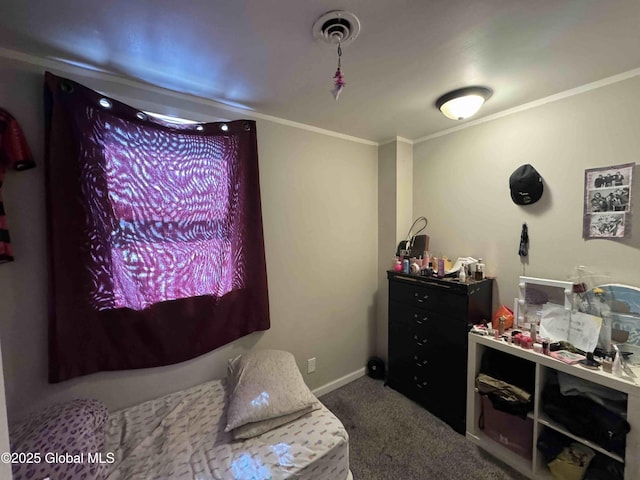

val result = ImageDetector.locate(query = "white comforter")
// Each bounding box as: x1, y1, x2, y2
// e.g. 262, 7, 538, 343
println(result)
104, 379, 349, 480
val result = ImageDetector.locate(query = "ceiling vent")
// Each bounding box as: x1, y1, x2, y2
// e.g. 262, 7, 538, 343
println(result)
312, 10, 360, 45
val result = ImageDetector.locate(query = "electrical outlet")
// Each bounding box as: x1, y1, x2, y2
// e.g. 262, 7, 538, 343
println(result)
307, 357, 316, 374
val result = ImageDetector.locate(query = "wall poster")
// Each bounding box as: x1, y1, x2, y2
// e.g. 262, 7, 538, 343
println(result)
583, 162, 634, 239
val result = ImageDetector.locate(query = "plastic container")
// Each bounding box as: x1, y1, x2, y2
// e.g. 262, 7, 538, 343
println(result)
393, 258, 403, 272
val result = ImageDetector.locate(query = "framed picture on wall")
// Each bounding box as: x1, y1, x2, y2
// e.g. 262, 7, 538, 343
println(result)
583, 162, 634, 239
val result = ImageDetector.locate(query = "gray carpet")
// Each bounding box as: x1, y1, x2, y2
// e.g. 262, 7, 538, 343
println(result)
319, 375, 527, 480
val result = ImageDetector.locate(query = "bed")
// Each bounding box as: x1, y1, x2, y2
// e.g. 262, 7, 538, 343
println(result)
10, 350, 352, 480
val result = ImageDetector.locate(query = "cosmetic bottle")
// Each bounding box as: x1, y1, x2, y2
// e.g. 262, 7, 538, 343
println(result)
426, 261, 434, 277
459, 265, 466, 283
402, 258, 409, 274
475, 259, 485, 281
393, 258, 403, 272
420, 261, 429, 277
437, 257, 445, 278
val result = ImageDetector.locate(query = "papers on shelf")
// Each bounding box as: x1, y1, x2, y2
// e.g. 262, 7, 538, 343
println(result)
540, 304, 602, 352
445, 257, 478, 275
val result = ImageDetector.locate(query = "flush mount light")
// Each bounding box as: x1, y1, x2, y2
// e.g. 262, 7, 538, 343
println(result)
435, 86, 492, 120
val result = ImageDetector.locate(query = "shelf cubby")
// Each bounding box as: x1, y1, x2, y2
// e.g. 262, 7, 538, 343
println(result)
467, 333, 640, 480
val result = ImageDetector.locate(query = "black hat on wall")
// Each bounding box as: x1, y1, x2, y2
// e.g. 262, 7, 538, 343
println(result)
509, 164, 544, 205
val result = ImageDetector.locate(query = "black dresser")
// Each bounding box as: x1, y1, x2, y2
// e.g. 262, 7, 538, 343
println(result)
386, 271, 492, 434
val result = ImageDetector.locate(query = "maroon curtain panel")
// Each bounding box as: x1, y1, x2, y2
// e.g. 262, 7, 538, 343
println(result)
44, 72, 269, 382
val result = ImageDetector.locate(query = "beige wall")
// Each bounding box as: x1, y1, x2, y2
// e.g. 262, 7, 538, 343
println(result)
0, 56, 378, 422
413, 77, 640, 313
376, 139, 414, 359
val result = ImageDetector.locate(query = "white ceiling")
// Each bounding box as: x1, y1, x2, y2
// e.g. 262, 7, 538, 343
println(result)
1, 0, 640, 143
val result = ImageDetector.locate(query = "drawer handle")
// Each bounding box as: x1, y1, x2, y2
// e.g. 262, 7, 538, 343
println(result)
414, 292, 429, 302
414, 335, 428, 345
413, 377, 428, 388
414, 314, 428, 324
414, 356, 428, 367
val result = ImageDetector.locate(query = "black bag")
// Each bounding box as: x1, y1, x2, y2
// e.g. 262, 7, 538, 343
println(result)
542, 382, 630, 456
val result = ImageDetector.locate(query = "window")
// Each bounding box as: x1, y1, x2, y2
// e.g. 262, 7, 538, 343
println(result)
87, 116, 237, 310
44, 72, 269, 382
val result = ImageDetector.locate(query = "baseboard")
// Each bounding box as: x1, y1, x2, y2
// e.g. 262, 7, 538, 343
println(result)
312, 367, 366, 398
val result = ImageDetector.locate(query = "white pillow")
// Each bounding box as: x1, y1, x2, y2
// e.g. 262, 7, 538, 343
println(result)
225, 349, 318, 432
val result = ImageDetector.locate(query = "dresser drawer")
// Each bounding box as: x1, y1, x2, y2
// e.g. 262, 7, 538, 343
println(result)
390, 302, 469, 340
389, 279, 466, 316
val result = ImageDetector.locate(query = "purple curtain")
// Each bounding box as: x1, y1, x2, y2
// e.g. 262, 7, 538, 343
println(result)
44, 72, 269, 382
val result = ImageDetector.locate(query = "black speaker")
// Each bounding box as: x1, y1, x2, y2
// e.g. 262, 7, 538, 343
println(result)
367, 356, 386, 380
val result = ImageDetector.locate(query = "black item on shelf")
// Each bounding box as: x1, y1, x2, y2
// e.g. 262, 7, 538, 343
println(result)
584, 454, 624, 480
536, 428, 569, 464
542, 380, 630, 456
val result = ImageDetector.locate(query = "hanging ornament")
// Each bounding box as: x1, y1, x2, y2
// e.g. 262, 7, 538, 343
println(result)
332, 42, 346, 100
312, 10, 360, 101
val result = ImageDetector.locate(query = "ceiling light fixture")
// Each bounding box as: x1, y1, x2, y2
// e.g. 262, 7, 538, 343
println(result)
435, 86, 493, 120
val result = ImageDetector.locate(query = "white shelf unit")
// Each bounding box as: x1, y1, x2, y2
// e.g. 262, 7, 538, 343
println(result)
466, 334, 640, 480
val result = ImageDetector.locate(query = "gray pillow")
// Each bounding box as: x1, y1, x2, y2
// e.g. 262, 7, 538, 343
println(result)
232, 401, 322, 440
225, 349, 318, 433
